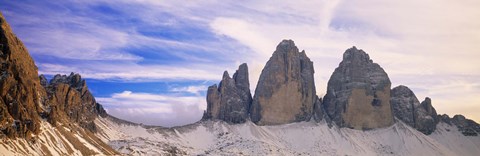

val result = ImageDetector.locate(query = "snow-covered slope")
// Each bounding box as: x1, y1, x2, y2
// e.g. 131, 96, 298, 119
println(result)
0, 121, 117, 156
95, 116, 480, 155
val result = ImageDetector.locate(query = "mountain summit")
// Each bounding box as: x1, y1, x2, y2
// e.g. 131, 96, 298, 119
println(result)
251, 39, 316, 125
323, 47, 394, 130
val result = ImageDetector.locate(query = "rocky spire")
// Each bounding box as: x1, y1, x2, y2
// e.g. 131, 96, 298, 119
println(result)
203, 63, 252, 123
323, 46, 394, 130
250, 39, 316, 125
391, 85, 438, 134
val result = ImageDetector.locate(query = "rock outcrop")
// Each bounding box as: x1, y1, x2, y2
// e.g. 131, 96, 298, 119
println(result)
250, 40, 316, 125
323, 46, 394, 130
391, 85, 438, 134
416, 97, 438, 134
448, 115, 479, 136
0, 12, 45, 138
202, 63, 252, 123
313, 96, 332, 126
43, 73, 106, 132
391, 85, 418, 127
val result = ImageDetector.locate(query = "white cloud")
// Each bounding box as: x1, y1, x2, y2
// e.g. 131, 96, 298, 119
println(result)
38, 63, 223, 82
97, 91, 206, 127
170, 85, 208, 96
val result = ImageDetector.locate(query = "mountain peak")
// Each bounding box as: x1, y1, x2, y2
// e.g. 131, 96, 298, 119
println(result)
342, 46, 373, 64
274, 39, 298, 54
324, 46, 393, 130
251, 39, 316, 125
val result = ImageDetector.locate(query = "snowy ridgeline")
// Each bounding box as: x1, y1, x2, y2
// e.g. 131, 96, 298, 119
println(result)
95, 117, 480, 156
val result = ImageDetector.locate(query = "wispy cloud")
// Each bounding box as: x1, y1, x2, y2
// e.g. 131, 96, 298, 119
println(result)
37, 63, 223, 82
170, 85, 208, 96
97, 91, 205, 127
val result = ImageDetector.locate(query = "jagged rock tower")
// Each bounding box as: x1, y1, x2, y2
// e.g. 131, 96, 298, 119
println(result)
250, 40, 316, 125
323, 47, 394, 130
202, 63, 252, 123
391, 85, 439, 134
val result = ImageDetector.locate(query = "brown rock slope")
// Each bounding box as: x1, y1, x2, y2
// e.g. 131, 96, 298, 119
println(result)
0, 12, 116, 155
0, 11, 44, 139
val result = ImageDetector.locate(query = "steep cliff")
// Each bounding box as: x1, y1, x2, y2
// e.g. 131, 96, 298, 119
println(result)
323, 46, 394, 130
391, 85, 438, 134
250, 40, 316, 125
0, 11, 45, 139
203, 63, 252, 123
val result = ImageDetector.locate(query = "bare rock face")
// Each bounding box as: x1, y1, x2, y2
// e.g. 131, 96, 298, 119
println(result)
451, 115, 480, 136
391, 85, 438, 134
202, 63, 252, 123
313, 96, 332, 125
44, 73, 105, 132
391, 85, 418, 127
415, 97, 438, 134
0, 12, 44, 138
250, 40, 316, 125
323, 47, 394, 130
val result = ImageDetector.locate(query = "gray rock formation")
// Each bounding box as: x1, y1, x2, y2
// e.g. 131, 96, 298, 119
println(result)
391, 85, 419, 127
415, 97, 438, 134
313, 96, 332, 126
451, 115, 480, 136
202, 63, 252, 123
390, 85, 438, 134
250, 40, 316, 125
438, 114, 480, 136
323, 46, 394, 130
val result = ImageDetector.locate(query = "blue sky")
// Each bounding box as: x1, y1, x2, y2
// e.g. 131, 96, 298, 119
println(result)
1, 0, 479, 127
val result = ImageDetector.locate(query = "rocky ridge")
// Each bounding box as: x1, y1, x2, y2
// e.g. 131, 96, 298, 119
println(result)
0, 12, 116, 155
41, 73, 107, 132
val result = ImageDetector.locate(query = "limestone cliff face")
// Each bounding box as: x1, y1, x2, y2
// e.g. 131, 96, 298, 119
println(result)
203, 63, 252, 123
0, 12, 45, 138
250, 40, 316, 125
391, 85, 438, 134
323, 47, 394, 130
